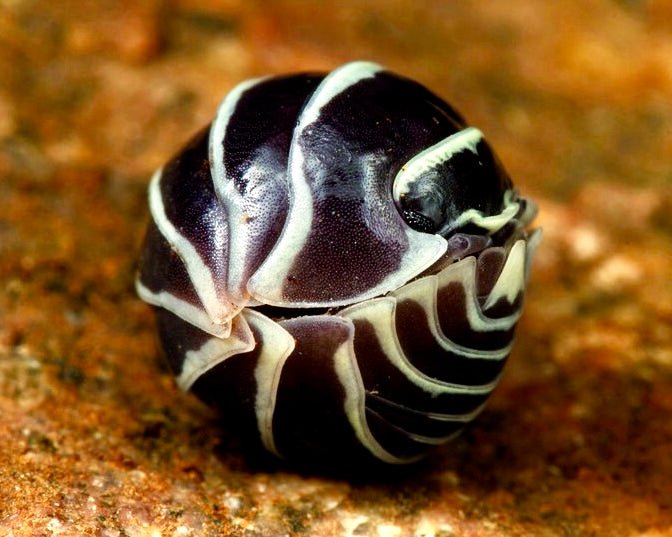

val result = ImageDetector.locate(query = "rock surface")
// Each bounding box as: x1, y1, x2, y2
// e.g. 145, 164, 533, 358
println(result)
1, 1, 671, 535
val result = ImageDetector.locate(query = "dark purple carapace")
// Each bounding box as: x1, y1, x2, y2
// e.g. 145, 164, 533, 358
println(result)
137, 62, 539, 466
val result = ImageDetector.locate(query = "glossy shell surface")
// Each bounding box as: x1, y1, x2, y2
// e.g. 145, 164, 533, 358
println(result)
137, 61, 540, 465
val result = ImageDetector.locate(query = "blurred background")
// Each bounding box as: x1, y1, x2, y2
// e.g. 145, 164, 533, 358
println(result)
1, 1, 671, 535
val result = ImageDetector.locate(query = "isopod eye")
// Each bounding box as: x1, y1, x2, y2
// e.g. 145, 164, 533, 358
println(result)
393, 127, 512, 237
396, 168, 449, 234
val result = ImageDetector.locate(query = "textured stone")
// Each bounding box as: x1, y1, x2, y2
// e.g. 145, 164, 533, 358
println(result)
1, 1, 671, 535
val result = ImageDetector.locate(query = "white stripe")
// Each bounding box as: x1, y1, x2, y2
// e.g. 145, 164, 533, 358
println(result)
404, 430, 463, 445
393, 127, 483, 200
148, 169, 238, 327
370, 395, 488, 423
248, 310, 296, 458
297, 61, 382, 128
176, 313, 255, 391
247, 62, 386, 306
391, 275, 512, 360
366, 408, 464, 446
436, 256, 521, 333
450, 189, 521, 234
209, 76, 267, 203
135, 280, 232, 338
332, 330, 416, 464
484, 239, 527, 310
340, 297, 499, 396
356, 228, 447, 308
209, 77, 268, 304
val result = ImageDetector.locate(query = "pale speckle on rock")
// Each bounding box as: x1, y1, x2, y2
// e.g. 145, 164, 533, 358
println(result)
414, 518, 456, 537
590, 254, 643, 290
377, 523, 403, 537
340, 514, 370, 537
567, 225, 604, 261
